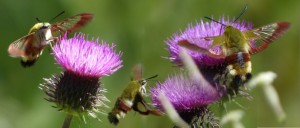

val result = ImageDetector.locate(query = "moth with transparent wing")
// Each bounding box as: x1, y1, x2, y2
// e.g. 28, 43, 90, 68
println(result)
108, 64, 163, 125
179, 21, 290, 94
7, 12, 93, 67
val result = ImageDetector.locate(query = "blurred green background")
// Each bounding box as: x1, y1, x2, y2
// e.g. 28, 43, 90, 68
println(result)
0, 0, 299, 128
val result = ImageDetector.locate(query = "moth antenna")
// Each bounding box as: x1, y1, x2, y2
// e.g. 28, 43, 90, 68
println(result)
234, 4, 248, 23
204, 16, 226, 26
205, 16, 226, 36
145, 75, 158, 81
50, 11, 65, 22
219, 25, 224, 36
36, 17, 41, 22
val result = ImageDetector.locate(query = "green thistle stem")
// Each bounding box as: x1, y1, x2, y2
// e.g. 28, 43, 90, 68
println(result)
62, 114, 73, 128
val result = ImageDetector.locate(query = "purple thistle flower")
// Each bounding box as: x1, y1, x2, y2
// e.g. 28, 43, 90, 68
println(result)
150, 73, 221, 125
166, 16, 253, 67
40, 33, 122, 120
53, 33, 122, 77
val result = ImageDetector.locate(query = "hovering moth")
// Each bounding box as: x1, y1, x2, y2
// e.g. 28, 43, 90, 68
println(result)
108, 64, 163, 125
179, 21, 290, 78
179, 18, 290, 93
7, 12, 94, 67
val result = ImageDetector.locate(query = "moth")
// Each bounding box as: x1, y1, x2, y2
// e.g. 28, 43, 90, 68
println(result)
108, 64, 163, 125
7, 12, 93, 67
179, 20, 290, 92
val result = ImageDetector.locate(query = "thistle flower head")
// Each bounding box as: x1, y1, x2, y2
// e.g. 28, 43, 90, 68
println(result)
41, 33, 123, 121
53, 33, 122, 77
167, 16, 253, 67
151, 73, 221, 124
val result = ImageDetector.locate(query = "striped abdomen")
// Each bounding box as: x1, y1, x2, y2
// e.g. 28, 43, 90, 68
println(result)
108, 97, 132, 125
225, 52, 252, 81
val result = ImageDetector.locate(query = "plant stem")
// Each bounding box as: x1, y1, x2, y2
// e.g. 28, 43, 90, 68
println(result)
62, 114, 73, 128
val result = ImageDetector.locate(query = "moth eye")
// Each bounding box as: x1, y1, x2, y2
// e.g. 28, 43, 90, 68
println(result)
41, 25, 49, 29
41, 23, 50, 29
139, 80, 147, 86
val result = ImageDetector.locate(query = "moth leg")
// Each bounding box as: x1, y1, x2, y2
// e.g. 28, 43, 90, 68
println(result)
178, 39, 225, 59
132, 94, 163, 116
46, 37, 57, 52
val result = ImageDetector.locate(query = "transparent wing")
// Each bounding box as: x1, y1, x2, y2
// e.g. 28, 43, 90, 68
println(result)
243, 22, 290, 54
7, 33, 34, 57
51, 13, 93, 34
205, 35, 225, 48
132, 64, 143, 80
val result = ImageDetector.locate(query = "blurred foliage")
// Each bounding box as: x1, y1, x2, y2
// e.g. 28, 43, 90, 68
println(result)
0, 0, 299, 128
